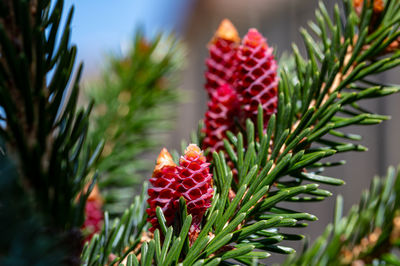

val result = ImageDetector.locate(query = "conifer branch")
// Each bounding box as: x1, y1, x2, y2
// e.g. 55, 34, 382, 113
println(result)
83, 1, 400, 265
2, 0, 400, 265
81, 183, 149, 265
0, 0, 101, 263
284, 165, 400, 265
84, 32, 183, 215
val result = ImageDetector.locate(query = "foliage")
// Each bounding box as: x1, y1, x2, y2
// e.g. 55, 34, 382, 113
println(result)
0, 0, 101, 264
81, 183, 149, 265
2, 0, 400, 265
83, 0, 400, 265
0, 144, 66, 265
284, 165, 400, 265
84, 33, 183, 215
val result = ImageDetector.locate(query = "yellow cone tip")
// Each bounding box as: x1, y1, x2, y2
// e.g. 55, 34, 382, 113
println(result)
211, 19, 240, 44
184, 144, 202, 155
153, 148, 176, 176
184, 144, 206, 162
88, 184, 102, 202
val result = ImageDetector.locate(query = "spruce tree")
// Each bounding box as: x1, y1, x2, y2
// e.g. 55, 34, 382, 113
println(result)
83, 0, 400, 265
0, 0, 102, 264
2, 0, 400, 265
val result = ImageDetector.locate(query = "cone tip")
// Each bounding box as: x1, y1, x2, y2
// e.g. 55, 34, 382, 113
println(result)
153, 148, 176, 176
185, 144, 202, 155
244, 28, 267, 48
183, 144, 206, 161
85, 184, 103, 205
210, 19, 240, 44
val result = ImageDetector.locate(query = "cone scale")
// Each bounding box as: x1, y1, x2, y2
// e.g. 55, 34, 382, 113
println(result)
236, 28, 278, 126
176, 144, 213, 231
146, 145, 213, 239
205, 19, 240, 98
82, 185, 104, 242
146, 148, 180, 232
202, 84, 239, 158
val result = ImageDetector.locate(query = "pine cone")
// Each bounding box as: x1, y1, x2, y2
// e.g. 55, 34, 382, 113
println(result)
202, 84, 239, 159
353, 1, 399, 53
236, 28, 278, 126
353, 0, 384, 16
176, 144, 213, 235
146, 148, 180, 232
83, 201, 103, 242
205, 19, 240, 97
147, 145, 213, 239
353, 0, 385, 33
82, 184, 103, 242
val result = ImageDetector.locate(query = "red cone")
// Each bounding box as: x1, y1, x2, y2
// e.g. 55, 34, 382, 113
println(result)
205, 19, 240, 98
146, 146, 213, 239
176, 144, 213, 237
146, 148, 180, 232
236, 28, 278, 126
82, 184, 103, 242
202, 84, 239, 159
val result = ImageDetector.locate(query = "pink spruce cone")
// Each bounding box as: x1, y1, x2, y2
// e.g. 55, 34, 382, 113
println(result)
176, 144, 213, 237
236, 28, 278, 125
146, 145, 213, 243
146, 148, 180, 232
202, 84, 239, 159
82, 185, 104, 242
205, 19, 240, 97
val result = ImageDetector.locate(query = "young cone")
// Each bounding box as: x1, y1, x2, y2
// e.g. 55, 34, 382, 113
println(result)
202, 84, 239, 159
146, 145, 213, 240
236, 28, 278, 126
176, 144, 213, 238
353, 0, 384, 15
82, 185, 104, 242
146, 148, 180, 232
353, 0, 400, 53
205, 19, 240, 97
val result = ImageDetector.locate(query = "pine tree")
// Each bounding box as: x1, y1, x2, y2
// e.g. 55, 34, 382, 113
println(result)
2, 0, 400, 265
84, 32, 183, 215
0, 1, 102, 264
82, 0, 400, 265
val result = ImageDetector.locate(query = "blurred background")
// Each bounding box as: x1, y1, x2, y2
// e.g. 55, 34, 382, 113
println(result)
65, 0, 400, 262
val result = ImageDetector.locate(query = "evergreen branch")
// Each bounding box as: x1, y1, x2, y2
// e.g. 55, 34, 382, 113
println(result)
84, 32, 183, 215
179, 0, 400, 263
284, 165, 400, 265
0, 0, 101, 263
0, 140, 66, 265
81, 183, 149, 265
82, 1, 400, 265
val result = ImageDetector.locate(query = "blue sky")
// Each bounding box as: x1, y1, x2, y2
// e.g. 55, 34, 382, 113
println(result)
64, 0, 194, 74
0, 1, 194, 127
